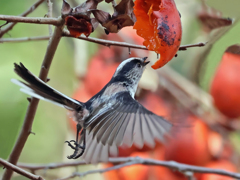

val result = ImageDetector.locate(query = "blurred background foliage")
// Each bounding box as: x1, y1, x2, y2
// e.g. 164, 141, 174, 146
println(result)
1, 0, 240, 179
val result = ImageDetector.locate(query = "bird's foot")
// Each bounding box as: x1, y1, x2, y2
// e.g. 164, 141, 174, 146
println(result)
65, 140, 85, 159
65, 140, 76, 150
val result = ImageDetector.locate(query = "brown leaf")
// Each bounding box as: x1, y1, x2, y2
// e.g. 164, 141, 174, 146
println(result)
198, 16, 232, 32
91, 18, 100, 30
103, 14, 135, 33
74, 0, 100, 15
198, 5, 232, 32
112, 0, 134, 18
91, 9, 111, 24
63, 0, 103, 37
91, 0, 135, 33
61, 0, 72, 15
65, 16, 93, 37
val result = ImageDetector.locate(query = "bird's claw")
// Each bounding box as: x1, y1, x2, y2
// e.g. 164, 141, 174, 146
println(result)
65, 140, 85, 159
65, 140, 76, 150
65, 140, 85, 149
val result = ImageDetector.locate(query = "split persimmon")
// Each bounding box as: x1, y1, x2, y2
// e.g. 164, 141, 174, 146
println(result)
134, 0, 182, 69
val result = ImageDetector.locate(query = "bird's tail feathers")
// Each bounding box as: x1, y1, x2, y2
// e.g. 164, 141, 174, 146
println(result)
12, 63, 83, 111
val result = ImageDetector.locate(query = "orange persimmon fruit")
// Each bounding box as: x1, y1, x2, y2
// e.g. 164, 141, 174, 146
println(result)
210, 46, 240, 118
165, 115, 211, 166
134, 0, 182, 69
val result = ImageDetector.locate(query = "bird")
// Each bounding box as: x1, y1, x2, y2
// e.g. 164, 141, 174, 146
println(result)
11, 57, 172, 163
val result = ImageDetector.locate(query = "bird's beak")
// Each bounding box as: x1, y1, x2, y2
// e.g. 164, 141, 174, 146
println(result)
142, 57, 150, 66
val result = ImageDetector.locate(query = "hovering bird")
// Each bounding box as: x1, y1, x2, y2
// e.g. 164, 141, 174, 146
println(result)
12, 57, 172, 163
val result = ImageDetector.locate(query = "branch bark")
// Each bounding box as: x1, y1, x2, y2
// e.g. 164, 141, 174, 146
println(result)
62, 30, 206, 51
46, 0, 53, 36
17, 157, 240, 180
0, 0, 45, 38
2, 18, 65, 180
60, 157, 240, 179
0, 36, 50, 43
0, 15, 61, 26
0, 158, 44, 180
0, 34, 206, 53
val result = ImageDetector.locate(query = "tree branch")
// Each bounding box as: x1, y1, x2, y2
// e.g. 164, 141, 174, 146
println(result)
46, 0, 53, 36
18, 161, 87, 171
0, 15, 62, 26
63, 30, 206, 51
2, 19, 65, 180
18, 157, 240, 179
0, 32, 206, 53
0, 0, 45, 38
0, 36, 50, 43
0, 158, 44, 180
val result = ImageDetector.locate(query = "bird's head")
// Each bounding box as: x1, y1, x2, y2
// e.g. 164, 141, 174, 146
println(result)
111, 57, 149, 97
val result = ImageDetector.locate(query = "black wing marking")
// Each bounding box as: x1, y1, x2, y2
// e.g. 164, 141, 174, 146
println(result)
86, 92, 172, 149
12, 63, 83, 110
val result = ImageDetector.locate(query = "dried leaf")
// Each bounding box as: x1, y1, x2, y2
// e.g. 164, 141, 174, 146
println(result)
66, 16, 93, 37
61, 0, 72, 15
74, 0, 100, 15
91, 18, 100, 30
198, 5, 232, 32
91, 0, 135, 33
63, 0, 103, 37
91, 9, 111, 24
199, 16, 232, 32
103, 14, 134, 33
113, 0, 134, 18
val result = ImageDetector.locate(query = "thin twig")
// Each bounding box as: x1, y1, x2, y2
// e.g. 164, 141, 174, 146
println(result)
58, 161, 137, 180
2, 19, 65, 180
0, 33, 206, 53
18, 161, 87, 171
0, 15, 62, 26
0, 26, 206, 51
0, 0, 45, 38
18, 157, 240, 179
0, 36, 50, 43
0, 158, 44, 180
62, 30, 206, 51
47, 0, 53, 36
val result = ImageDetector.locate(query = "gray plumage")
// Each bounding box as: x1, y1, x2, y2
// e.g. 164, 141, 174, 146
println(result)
12, 57, 172, 164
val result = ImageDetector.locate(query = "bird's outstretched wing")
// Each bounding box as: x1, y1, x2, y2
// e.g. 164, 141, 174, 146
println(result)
81, 130, 119, 164
11, 63, 84, 111
85, 91, 172, 149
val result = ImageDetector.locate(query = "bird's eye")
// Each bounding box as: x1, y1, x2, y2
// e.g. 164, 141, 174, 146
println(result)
137, 63, 141, 68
